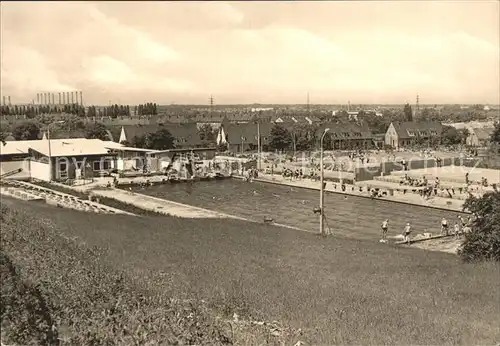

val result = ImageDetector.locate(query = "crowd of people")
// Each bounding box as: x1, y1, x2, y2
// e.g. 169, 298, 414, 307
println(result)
380, 215, 474, 245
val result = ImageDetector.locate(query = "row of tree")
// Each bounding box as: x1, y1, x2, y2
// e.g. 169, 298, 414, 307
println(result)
87, 105, 132, 118
0, 104, 85, 117
0, 103, 159, 118
135, 103, 158, 116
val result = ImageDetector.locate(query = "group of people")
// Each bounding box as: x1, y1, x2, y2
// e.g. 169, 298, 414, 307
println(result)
380, 215, 474, 245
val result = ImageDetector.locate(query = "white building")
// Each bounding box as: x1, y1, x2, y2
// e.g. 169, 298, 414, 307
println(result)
0, 138, 153, 182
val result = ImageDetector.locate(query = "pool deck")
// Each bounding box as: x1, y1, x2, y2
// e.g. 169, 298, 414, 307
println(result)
239, 173, 467, 212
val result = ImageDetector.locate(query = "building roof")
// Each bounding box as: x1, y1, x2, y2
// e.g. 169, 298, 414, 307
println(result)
105, 145, 154, 153
315, 122, 373, 140
37, 130, 87, 140
222, 122, 273, 144
391, 121, 443, 139
116, 123, 202, 147
149, 147, 216, 154
471, 127, 494, 141
1, 138, 114, 157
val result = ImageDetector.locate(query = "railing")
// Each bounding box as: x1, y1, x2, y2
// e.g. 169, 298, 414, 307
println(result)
0, 168, 23, 180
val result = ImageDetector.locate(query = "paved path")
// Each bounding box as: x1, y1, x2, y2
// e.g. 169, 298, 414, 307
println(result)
93, 188, 237, 218
91, 188, 309, 233
245, 173, 466, 212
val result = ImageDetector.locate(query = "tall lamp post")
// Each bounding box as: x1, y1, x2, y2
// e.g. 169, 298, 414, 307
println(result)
320, 128, 330, 236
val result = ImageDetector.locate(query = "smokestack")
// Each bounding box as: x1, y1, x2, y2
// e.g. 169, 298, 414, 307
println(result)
51, 93, 55, 105
80, 91, 83, 106
71, 91, 74, 104
58, 92, 61, 105
8, 96, 11, 106
36, 93, 39, 104
2, 96, 5, 106
66, 91, 70, 105
43, 93, 47, 105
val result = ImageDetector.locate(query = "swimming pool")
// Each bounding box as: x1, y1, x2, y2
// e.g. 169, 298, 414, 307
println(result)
128, 179, 466, 241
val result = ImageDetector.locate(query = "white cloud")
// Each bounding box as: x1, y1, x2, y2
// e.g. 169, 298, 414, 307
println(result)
200, 2, 244, 25
0, 36, 74, 94
0, 2, 498, 104
83, 55, 134, 85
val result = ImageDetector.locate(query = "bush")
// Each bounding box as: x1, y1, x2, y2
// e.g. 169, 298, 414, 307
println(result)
459, 191, 500, 262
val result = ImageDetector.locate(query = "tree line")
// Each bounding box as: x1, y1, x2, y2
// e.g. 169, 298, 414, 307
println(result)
0, 102, 159, 118
135, 103, 158, 116
86, 105, 132, 118
0, 104, 85, 117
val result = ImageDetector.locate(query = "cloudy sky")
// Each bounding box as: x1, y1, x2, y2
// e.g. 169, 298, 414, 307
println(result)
1, 1, 499, 105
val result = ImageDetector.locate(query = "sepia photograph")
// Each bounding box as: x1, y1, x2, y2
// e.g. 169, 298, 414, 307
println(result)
0, 1, 499, 345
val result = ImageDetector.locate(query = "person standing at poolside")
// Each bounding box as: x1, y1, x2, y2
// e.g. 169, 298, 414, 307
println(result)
454, 222, 461, 239
403, 223, 412, 245
441, 217, 449, 236
381, 219, 389, 241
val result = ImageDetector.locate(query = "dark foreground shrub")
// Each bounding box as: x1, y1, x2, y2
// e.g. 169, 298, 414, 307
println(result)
459, 191, 500, 262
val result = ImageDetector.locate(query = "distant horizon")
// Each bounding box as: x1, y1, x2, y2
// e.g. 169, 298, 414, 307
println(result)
2, 102, 500, 108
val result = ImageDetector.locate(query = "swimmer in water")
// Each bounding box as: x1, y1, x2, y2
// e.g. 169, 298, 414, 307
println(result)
344, 196, 348, 200
253, 190, 259, 195
273, 193, 280, 198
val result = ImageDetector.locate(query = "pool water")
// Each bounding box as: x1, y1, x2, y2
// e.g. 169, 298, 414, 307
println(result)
129, 179, 465, 241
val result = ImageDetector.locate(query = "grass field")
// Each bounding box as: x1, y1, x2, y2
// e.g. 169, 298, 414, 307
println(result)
128, 179, 467, 240
1, 197, 499, 345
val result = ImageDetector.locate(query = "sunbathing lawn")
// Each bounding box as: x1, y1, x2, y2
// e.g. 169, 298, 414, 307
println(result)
2, 197, 498, 345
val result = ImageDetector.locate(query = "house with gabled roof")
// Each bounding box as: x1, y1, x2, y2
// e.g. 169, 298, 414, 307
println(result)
217, 121, 273, 153
466, 127, 494, 147
385, 121, 443, 149
112, 122, 202, 149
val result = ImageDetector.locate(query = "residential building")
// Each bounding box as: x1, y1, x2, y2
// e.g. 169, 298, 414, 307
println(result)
466, 127, 494, 147
385, 121, 443, 149
315, 123, 374, 150
372, 133, 386, 148
113, 122, 202, 148
217, 122, 273, 153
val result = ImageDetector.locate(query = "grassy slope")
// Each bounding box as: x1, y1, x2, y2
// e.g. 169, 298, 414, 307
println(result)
2, 198, 500, 345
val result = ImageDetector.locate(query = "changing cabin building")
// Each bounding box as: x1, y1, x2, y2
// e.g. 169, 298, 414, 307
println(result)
0, 138, 155, 182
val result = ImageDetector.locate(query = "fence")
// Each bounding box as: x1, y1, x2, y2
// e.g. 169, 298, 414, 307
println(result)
355, 157, 457, 182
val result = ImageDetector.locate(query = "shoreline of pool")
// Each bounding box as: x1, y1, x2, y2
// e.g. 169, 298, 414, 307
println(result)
233, 175, 469, 214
